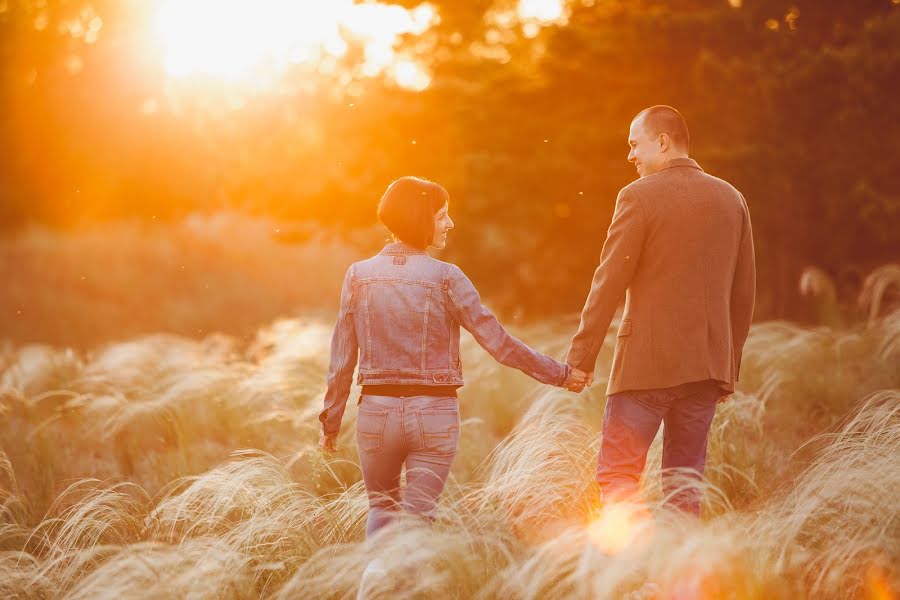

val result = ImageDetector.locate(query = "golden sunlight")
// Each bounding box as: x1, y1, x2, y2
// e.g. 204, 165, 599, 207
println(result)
483, 0, 568, 40
866, 563, 896, 600
517, 0, 565, 23
586, 503, 654, 555
154, 0, 438, 89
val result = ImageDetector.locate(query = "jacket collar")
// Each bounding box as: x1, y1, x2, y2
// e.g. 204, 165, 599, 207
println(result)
379, 241, 428, 256
658, 157, 703, 173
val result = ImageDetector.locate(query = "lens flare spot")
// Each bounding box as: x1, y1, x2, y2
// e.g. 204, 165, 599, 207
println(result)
586, 502, 653, 555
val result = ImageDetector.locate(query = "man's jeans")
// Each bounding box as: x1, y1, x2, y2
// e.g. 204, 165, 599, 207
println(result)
597, 380, 720, 516
356, 395, 460, 537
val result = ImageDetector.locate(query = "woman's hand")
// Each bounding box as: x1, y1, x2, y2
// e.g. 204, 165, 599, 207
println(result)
319, 431, 338, 454
565, 367, 593, 392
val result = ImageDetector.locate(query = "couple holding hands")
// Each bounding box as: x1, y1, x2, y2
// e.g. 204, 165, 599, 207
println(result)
319, 105, 756, 536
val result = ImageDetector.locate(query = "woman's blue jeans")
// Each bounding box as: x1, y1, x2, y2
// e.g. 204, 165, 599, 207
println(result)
356, 395, 460, 537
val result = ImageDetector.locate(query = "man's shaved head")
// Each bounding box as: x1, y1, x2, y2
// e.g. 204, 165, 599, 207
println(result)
634, 105, 690, 152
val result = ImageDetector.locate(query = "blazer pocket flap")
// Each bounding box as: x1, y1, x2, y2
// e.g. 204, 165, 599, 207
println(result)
617, 320, 633, 337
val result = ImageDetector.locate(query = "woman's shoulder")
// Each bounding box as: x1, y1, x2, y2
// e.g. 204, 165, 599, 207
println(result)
427, 256, 465, 278
344, 254, 462, 281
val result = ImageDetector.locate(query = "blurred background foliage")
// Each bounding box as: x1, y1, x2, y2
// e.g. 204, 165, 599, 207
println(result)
1, 0, 899, 328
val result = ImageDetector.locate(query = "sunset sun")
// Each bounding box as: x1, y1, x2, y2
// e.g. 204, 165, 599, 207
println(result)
153, 0, 437, 89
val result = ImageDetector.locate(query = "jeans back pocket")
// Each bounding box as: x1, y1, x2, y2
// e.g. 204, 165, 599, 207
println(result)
417, 409, 460, 456
357, 408, 388, 454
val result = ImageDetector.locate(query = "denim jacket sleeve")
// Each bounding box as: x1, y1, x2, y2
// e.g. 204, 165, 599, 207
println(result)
319, 265, 359, 436
446, 264, 569, 387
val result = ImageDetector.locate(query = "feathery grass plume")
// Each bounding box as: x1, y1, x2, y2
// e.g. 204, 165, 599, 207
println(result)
147, 450, 334, 594
149, 450, 314, 542
76, 334, 233, 396
15, 480, 150, 595
28, 480, 148, 556
858, 264, 900, 324
799, 266, 842, 327
241, 319, 338, 444
62, 538, 255, 600
0, 448, 31, 552
0, 550, 54, 599
308, 480, 369, 545
877, 307, 900, 363
762, 390, 900, 598
0, 341, 17, 379
740, 318, 898, 431
480, 523, 651, 599
701, 392, 767, 511
475, 389, 599, 542
0, 345, 83, 399
0, 386, 90, 520
276, 517, 514, 600
633, 513, 794, 600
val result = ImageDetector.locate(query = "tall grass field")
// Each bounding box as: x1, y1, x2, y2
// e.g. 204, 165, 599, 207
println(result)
1, 224, 898, 599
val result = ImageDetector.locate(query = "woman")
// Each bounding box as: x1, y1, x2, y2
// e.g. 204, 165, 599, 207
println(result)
318, 176, 586, 537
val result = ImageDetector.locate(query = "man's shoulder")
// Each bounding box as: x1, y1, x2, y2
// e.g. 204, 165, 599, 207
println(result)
698, 171, 743, 197
619, 176, 654, 199
621, 169, 742, 200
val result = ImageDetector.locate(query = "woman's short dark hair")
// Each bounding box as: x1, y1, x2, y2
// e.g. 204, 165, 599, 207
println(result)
377, 176, 449, 249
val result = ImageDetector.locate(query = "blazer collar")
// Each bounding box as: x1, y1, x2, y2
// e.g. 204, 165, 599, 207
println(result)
659, 157, 703, 172
379, 241, 428, 256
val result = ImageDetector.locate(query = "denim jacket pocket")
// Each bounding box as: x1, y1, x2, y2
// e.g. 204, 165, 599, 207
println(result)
356, 407, 388, 454
417, 409, 460, 456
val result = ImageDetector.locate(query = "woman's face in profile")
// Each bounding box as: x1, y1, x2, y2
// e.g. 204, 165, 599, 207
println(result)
430, 202, 454, 250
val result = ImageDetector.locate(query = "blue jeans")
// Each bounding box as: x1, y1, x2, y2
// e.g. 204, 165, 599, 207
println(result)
597, 380, 721, 516
356, 395, 460, 537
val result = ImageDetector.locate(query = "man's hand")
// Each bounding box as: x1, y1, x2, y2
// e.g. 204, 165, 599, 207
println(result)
319, 431, 338, 454
717, 393, 731, 404
565, 367, 593, 392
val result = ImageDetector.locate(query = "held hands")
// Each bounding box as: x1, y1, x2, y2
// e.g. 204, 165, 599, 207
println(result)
565, 367, 593, 393
319, 430, 338, 454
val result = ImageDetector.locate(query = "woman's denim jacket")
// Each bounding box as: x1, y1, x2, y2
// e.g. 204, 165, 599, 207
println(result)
319, 242, 570, 435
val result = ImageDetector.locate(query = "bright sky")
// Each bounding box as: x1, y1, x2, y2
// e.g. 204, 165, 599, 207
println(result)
153, 0, 567, 91
154, 0, 438, 90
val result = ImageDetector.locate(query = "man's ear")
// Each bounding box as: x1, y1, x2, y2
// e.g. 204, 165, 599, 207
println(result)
658, 132, 671, 153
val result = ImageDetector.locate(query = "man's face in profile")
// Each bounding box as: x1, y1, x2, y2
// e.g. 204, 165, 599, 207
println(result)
627, 116, 666, 178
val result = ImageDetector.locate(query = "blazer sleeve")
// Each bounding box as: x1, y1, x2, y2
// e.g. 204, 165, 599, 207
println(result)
318, 265, 359, 436
730, 194, 756, 379
565, 187, 646, 371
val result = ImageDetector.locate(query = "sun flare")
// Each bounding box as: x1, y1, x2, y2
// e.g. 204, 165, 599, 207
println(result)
153, 0, 438, 89
586, 503, 654, 555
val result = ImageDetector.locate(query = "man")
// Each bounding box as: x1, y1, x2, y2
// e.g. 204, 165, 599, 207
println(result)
565, 105, 756, 516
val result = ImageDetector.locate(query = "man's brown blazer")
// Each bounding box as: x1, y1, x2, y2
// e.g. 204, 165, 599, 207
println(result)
566, 158, 756, 395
